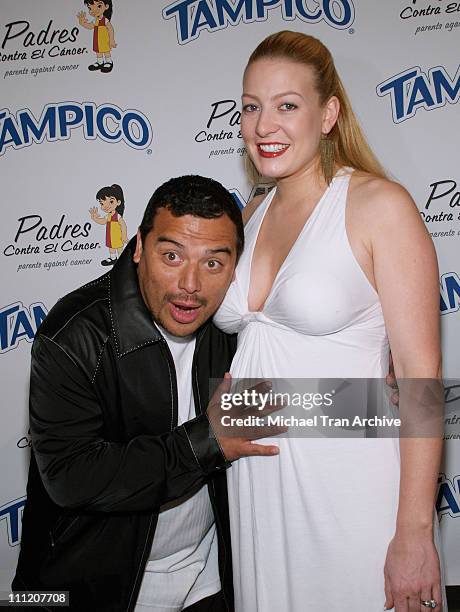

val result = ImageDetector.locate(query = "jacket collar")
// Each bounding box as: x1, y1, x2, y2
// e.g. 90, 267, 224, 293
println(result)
109, 237, 162, 357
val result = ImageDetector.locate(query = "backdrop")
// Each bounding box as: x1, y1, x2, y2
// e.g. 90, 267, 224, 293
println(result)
1, 0, 459, 590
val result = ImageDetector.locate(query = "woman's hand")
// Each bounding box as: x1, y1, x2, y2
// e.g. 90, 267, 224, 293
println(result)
384, 529, 442, 611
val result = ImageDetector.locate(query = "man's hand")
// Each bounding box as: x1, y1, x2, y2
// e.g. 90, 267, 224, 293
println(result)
207, 373, 286, 461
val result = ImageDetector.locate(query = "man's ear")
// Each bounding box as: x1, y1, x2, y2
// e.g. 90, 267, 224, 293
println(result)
133, 229, 143, 264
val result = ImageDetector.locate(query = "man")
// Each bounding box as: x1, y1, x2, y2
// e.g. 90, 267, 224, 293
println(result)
13, 176, 280, 612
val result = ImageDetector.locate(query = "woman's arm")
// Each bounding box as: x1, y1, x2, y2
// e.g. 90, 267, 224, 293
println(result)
365, 179, 443, 611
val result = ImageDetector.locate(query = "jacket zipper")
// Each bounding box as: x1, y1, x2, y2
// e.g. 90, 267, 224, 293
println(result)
128, 329, 230, 611
127, 338, 177, 611
126, 513, 156, 612
192, 328, 230, 612
159, 336, 179, 429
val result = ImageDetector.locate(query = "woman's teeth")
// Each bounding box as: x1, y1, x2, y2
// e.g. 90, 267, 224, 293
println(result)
259, 144, 289, 152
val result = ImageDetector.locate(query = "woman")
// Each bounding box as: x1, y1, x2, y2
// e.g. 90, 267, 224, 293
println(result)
214, 31, 445, 611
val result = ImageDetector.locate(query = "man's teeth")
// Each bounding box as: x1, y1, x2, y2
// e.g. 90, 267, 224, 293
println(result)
259, 144, 289, 153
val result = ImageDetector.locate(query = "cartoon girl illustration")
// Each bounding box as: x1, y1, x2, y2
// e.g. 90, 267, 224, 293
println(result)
90, 184, 127, 266
77, 0, 116, 73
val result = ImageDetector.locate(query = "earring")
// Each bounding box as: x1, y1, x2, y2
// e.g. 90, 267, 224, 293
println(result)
320, 132, 335, 185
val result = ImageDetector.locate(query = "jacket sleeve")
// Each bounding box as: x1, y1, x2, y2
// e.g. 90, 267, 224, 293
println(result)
29, 334, 230, 512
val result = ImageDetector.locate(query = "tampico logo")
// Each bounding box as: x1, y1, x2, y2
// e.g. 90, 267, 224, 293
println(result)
163, 0, 355, 45
0, 301, 48, 354
377, 64, 460, 123
0, 497, 26, 546
0, 101, 153, 157
440, 272, 460, 315
437, 473, 460, 519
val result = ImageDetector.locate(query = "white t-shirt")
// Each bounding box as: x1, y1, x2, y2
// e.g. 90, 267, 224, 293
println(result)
135, 326, 220, 611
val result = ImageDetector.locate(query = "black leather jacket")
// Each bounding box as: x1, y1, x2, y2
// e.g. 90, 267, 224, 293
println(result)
13, 240, 236, 611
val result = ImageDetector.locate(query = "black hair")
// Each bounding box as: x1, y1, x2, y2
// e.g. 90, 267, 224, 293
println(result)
96, 184, 124, 215
84, 0, 113, 20
139, 175, 244, 259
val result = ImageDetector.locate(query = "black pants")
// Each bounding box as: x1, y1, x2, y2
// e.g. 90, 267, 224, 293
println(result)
183, 591, 227, 612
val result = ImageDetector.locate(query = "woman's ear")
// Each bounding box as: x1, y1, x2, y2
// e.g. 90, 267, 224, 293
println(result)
322, 96, 340, 135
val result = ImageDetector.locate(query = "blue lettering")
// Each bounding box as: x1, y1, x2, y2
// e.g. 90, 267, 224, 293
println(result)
0, 103, 153, 155
323, 0, 353, 27
215, 0, 253, 25
0, 304, 20, 351
57, 104, 84, 138
440, 293, 449, 313
163, 0, 196, 44
282, 0, 294, 18
97, 107, 122, 141
295, 0, 321, 21
440, 273, 460, 315
0, 498, 26, 547
32, 303, 47, 330
406, 75, 435, 117
437, 475, 460, 518
84, 103, 95, 139
0, 302, 48, 353
0, 113, 22, 156
378, 65, 460, 123
191, 0, 218, 39
256, 0, 281, 20
229, 188, 246, 210
377, 69, 419, 123
18, 106, 56, 145
122, 112, 150, 147
432, 67, 460, 105
163, 0, 355, 44
10, 310, 35, 347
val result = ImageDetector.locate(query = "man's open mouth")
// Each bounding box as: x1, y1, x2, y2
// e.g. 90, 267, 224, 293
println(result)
169, 301, 202, 324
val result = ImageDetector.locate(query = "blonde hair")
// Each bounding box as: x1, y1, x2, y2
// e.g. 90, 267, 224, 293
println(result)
244, 30, 386, 184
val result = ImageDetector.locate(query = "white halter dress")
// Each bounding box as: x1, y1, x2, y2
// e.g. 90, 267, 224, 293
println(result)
214, 170, 409, 611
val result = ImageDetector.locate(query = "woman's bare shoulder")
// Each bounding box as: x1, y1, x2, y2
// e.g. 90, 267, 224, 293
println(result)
350, 171, 412, 206
349, 171, 428, 248
350, 171, 416, 217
